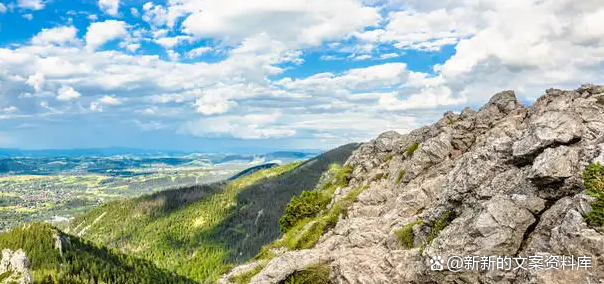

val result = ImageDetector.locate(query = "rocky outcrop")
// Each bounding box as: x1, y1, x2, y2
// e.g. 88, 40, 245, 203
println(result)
222, 85, 604, 284
0, 249, 33, 284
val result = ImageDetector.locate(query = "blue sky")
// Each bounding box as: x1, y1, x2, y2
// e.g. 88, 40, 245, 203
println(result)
0, 0, 603, 151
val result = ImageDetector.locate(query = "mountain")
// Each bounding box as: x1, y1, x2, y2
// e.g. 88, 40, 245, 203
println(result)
0, 147, 187, 158
61, 143, 358, 283
228, 163, 279, 181
0, 222, 197, 284
220, 85, 604, 284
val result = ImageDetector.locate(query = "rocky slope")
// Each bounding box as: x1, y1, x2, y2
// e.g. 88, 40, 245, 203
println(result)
223, 85, 604, 284
0, 249, 33, 284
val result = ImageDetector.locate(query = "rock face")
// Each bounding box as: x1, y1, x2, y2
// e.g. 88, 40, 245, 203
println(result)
0, 249, 33, 284
222, 85, 604, 284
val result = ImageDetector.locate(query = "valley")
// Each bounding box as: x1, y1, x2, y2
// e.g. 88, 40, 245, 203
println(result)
0, 151, 316, 232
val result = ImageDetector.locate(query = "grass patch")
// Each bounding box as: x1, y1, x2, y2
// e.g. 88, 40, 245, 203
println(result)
419, 211, 455, 255
279, 190, 332, 233
262, 185, 369, 254
405, 142, 420, 157
293, 186, 368, 250
597, 96, 604, 105
230, 264, 266, 284
396, 169, 406, 184
395, 220, 422, 249
584, 162, 604, 227
447, 119, 455, 126
0, 271, 12, 282
371, 172, 388, 182
282, 264, 331, 284
280, 164, 352, 233
384, 154, 393, 162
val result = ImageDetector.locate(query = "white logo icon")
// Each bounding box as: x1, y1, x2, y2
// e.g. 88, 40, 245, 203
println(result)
430, 256, 444, 271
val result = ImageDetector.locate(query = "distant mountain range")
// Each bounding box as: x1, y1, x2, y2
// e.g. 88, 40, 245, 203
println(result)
0, 149, 321, 176
0, 147, 322, 158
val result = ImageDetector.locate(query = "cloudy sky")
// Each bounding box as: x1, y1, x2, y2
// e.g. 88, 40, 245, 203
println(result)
0, 0, 603, 152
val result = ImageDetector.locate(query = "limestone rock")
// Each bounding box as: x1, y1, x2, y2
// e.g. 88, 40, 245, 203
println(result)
0, 249, 33, 284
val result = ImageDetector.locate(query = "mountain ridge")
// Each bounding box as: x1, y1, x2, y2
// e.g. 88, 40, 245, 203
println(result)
60, 143, 358, 283
221, 85, 604, 284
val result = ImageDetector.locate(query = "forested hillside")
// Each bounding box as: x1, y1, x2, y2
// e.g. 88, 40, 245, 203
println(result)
67, 143, 358, 283
0, 223, 196, 284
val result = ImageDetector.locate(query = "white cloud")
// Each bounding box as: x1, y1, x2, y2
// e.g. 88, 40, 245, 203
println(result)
181, 112, 296, 139
142, 2, 169, 27
0, 3, 7, 13
378, 86, 466, 111
130, 7, 139, 17
26, 73, 45, 92
155, 36, 192, 49
1, 106, 18, 113
176, 0, 381, 46
31, 26, 78, 46
193, 96, 237, 115
88, 95, 122, 112
187, 46, 212, 58
125, 43, 140, 52
353, 54, 372, 61
57, 86, 81, 101
17, 0, 44, 10
88, 14, 98, 21
85, 20, 128, 51
278, 63, 409, 92
98, 95, 122, 105
99, 0, 119, 16
379, 53, 400, 59
90, 101, 103, 112
22, 14, 34, 20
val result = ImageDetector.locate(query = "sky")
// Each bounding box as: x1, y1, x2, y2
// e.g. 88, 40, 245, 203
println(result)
0, 0, 603, 152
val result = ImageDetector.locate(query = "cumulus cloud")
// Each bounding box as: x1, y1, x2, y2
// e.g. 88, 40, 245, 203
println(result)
176, 0, 381, 46
187, 46, 212, 58
89, 95, 122, 112
155, 36, 192, 49
31, 26, 78, 46
85, 20, 128, 51
142, 2, 169, 27
181, 113, 296, 139
130, 7, 139, 17
2, 0, 604, 149
378, 86, 466, 111
57, 86, 81, 101
26, 73, 45, 92
98, 95, 122, 105
17, 0, 44, 10
0, 3, 7, 13
99, 0, 119, 16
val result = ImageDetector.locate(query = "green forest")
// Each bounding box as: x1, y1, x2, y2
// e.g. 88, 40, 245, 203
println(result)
0, 223, 197, 284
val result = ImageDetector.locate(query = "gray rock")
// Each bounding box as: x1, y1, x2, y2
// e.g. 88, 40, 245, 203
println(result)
0, 249, 33, 284
513, 112, 583, 160
528, 146, 580, 185
487, 90, 523, 114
